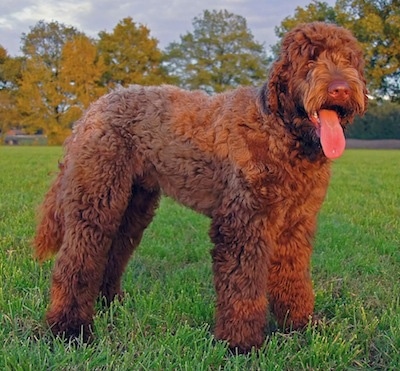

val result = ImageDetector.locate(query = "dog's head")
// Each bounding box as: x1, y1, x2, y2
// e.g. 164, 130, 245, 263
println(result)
262, 22, 368, 159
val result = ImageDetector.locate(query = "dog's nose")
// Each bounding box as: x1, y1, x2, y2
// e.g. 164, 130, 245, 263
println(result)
328, 81, 350, 101
328, 81, 350, 100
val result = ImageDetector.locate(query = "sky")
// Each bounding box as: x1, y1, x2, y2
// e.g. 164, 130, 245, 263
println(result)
0, 0, 335, 57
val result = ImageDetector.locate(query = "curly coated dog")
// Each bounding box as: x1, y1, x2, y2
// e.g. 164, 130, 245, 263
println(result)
34, 22, 368, 353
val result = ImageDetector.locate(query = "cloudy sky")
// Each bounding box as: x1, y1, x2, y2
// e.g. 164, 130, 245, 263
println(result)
0, 0, 335, 56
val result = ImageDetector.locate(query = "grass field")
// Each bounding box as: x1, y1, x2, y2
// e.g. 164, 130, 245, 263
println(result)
0, 146, 399, 370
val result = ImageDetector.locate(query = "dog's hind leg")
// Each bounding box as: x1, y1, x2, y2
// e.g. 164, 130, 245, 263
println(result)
99, 185, 160, 305
45, 138, 138, 341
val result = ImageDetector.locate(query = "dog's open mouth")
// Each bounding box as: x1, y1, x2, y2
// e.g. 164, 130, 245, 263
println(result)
309, 109, 346, 159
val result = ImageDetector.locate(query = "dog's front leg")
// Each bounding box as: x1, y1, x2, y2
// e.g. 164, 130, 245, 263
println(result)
266, 220, 316, 331
210, 216, 269, 353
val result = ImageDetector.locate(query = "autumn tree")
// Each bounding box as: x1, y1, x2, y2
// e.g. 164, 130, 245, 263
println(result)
0, 46, 23, 134
21, 20, 80, 68
17, 21, 82, 143
274, 0, 400, 100
59, 35, 107, 125
163, 10, 270, 93
97, 17, 168, 87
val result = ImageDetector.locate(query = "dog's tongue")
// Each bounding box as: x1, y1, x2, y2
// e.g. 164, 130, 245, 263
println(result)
319, 109, 346, 159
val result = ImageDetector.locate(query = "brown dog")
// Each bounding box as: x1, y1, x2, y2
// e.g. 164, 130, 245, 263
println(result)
34, 22, 367, 353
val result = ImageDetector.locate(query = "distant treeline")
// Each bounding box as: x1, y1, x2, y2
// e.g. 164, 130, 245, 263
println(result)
1, 1, 399, 144
348, 100, 400, 140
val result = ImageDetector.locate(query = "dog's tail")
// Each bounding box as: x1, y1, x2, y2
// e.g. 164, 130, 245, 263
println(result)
33, 162, 66, 261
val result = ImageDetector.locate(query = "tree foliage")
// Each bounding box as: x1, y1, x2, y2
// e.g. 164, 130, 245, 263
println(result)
97, 17, 168, 87
0, 52, 22, 89
59, 35, 107, 125
0, 47, 23, 134
16, 21, 83, 143
2, 19, 170, 144
21, 20, 81, 71
164, 10, 270, 93
335, 0, 400, 100
275, 1, 337, 38
274, 0, 400, 101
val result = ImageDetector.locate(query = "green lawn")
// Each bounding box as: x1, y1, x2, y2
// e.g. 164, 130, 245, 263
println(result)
0, 146, 399, 370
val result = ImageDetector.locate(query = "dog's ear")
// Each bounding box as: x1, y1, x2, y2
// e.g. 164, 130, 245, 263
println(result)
264, 26, 302, 116
362, 85, 369, 116
263, 56, 290, 116
351, 47, 369, 116
258, 83, 269, 114
358, 66, 369, 116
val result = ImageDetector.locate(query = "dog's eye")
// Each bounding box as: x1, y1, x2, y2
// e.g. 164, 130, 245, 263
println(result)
309, 46, 322, 60
347, 52, 358, 65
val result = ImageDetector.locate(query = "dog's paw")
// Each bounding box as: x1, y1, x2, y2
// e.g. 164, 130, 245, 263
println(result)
46, 312, 94, 344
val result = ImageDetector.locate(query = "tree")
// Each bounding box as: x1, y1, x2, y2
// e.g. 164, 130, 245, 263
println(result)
164, 10, 270, 93
275, 1, 337, 39
17, 21, 82, 143
274, 0, 400, 101
21, 20, 81, 71
97, 17, 168, 87
59, 35, 107, 125
16, 57, 55, 135
0, 46, 23, 134
335, 0, 400, 100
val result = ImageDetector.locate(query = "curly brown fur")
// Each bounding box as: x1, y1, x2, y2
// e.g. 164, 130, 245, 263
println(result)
34, 22, 367, 353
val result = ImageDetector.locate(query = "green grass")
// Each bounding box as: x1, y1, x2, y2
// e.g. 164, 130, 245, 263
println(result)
0, 146, 399, 370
